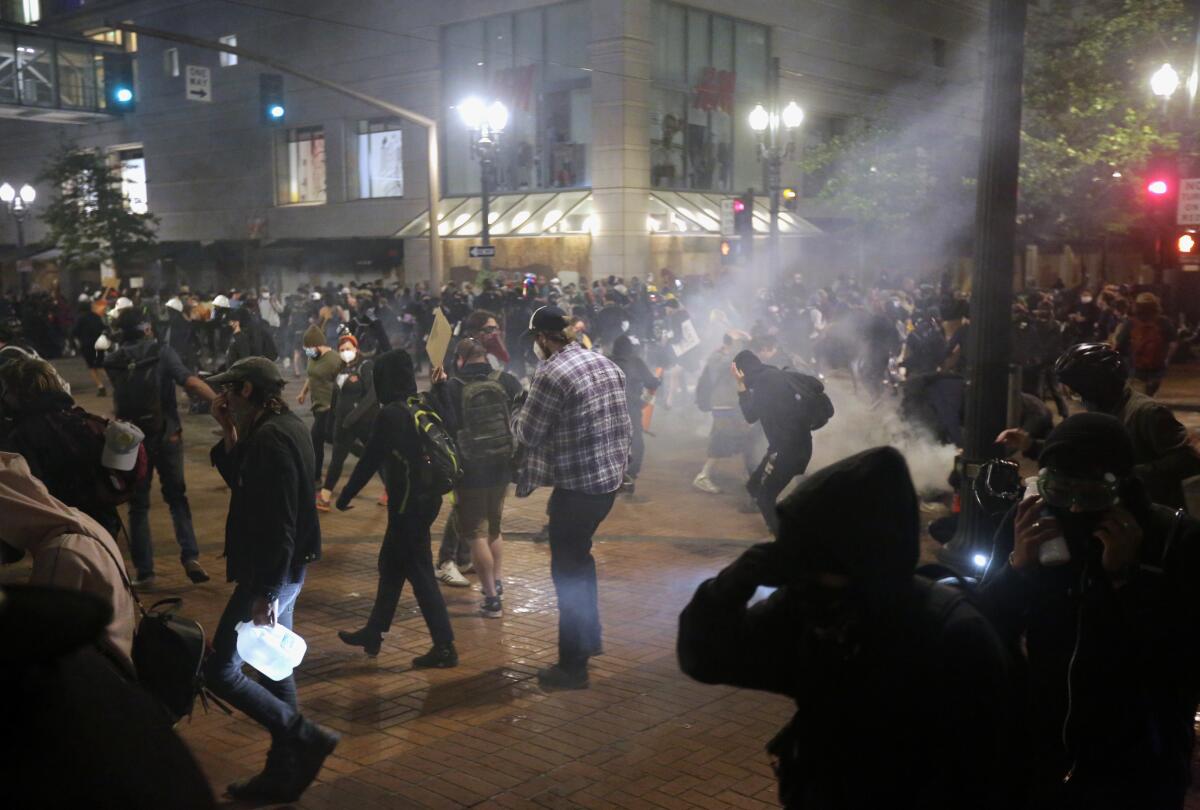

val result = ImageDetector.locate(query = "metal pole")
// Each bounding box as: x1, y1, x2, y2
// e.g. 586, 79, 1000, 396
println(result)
15, 211, 27, 298
106, 21, 444, 290
769, 151, 781, 284
481, 144, 492, 275
939, 0, 1028, 573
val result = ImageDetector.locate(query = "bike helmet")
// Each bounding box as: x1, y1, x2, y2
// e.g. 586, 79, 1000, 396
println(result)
1053, 343, 1125, 406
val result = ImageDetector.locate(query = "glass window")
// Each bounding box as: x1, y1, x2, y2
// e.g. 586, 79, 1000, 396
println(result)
1, 0, 40, 23
16, 36, 55, 107
86, 27, 136, 53
356, 119, 404, 199
219, 35, 237, 66
280, 127, 326, 205
651, 2, 765, 193
58, 42, 96, 109
111, 147, 148, 214
442, 1, 590, 195
0, 36, 14, 103
164, 47, 179, 78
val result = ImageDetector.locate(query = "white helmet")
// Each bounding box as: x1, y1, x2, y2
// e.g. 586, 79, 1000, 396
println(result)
166, 297, 184, 313
77, 293, 90, 303
113, 297, 133, 312
212, 294, 231, 309
310, 291, 322, 301
94, 333, 112, 351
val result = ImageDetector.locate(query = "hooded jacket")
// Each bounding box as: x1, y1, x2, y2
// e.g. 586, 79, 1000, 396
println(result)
0, 452, 135, 667
678, 448, 1018, 808
609, 336, 660, 416
734, 352, 812, 455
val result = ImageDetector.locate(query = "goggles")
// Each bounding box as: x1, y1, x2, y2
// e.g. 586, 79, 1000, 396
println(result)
1036, 468, 1120, 512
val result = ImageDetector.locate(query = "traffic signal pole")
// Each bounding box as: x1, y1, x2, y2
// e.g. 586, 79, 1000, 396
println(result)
106, 20, 444, 290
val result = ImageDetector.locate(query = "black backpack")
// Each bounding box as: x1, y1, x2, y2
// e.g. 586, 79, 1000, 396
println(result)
105, 342, 165, 436
393, 395, 463, 496
783, 369, 834, 431
457, 371, 514, 464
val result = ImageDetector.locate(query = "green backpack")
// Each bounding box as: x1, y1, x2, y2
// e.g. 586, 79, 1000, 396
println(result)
458, 371, 514, 464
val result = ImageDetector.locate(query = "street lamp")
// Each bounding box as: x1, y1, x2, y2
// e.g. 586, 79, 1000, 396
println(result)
1151, 62, 1180, 99
0, 182, 36, 297
748, 100, 804, 278
459, 96, 508, 273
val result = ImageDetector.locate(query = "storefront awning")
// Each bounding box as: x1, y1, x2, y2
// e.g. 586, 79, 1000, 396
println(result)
648, 191, 821, 236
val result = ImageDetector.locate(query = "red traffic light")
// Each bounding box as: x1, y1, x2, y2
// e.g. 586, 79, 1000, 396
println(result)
732, 198, 746, 213
1148, 179, 1170, 196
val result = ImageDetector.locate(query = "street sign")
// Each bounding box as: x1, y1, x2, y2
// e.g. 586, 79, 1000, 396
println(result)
469, 245, 496, 258
186, 65, 212, 102
1179, 178, 1200, 224
720, 199, 735, 236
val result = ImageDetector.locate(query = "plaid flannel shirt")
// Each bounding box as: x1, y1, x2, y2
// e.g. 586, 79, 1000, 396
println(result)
513, 341, 631, 497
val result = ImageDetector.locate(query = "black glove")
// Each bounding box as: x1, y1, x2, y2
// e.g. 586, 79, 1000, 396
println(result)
712, 542, 790, 598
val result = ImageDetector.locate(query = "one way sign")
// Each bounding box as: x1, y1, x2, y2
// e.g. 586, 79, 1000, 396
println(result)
186, 65, 211, 102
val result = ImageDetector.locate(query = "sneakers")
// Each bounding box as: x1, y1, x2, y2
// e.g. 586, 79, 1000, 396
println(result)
183, 559, 210, 584
412, 642, 458, 669
494, 579, 504, 597
459, 560, 475, 574
481, 596, 503, 618
131, 571, 156, 589
436, 560, 470, 587
692, 474, 722, 494
337, 626, 382, 657
537, 664, 589, 690
97, 385, 107, 398
289, 718, 341, 796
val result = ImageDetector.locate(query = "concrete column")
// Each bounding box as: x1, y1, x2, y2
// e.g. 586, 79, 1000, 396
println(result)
589, 0, 652, 282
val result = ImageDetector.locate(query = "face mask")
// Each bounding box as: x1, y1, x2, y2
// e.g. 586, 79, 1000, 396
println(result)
305, 347, 319, 359
533, 340, 548, 362
620, 320, 630, 332
1080, 296, 1092, 305
340, 349, 357, 364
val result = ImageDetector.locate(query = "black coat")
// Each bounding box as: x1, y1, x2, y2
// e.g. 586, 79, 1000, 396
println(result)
211, 410, 320, 597
738, 364, 810, 454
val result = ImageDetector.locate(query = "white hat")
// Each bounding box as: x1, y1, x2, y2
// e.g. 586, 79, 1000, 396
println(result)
77, 293, 90, 303
101, 420, 144, 472
165, 297, 184, 313
113, 297, 133, 312
94, 334, 112, 351
310, 291, 322, 301
212, 294, 231, 309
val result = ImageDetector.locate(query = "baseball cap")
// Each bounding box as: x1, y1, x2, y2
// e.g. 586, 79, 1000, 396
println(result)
208, 356, 285, 392
101, 420, 145, 472
527, 305, 569, 334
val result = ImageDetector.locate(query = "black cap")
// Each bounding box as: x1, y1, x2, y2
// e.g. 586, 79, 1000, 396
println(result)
527, 305, 569, 334
208, 356, 284, 393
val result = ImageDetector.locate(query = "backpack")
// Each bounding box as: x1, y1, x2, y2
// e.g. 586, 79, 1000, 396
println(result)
43, 407, 148, 508
396, 395, 463, 496
105, 342, 165, 436
457, 371, 514, 464
784, 369, 835, 431
132, 598, 227, 724
1130, 318, 1169, 371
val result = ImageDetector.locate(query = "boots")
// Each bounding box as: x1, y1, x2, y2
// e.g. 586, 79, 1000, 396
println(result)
338, 626, 382, 657
289, 717, 341, 797
412, 642, 458, 669
226, 742, 300, 802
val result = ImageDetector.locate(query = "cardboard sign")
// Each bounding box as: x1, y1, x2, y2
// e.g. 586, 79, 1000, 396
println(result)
672, 318, 701, 357
426, 307, 453, 368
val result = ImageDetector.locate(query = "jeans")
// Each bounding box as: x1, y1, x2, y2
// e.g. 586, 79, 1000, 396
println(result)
436, 503, 472, 568
627, 410, 645, 480
547, 488, 615, 672
205, 574, 305, 741
128, 431, 199, 576
368, 497, 454, 646
748, 442, 811, 537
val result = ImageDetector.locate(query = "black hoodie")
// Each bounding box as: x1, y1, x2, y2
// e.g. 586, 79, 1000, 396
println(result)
678, 448, 1019, 808
338, 350, 429, 513
733, 351, 812, 454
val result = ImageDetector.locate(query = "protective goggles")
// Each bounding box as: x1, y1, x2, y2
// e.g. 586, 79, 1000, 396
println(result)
1036, 468, 1120, 512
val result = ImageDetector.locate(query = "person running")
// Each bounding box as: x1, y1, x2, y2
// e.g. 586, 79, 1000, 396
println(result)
1113, 292, 1177, 397
296, 326, 339, 484
513, 306, 631, 689
336, 350, 457, 667
317, 334, 377, 511
608, 335, 659, 495
430, 338, 523, 617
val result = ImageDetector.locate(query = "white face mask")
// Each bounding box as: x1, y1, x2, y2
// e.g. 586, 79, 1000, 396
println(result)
304, 347, 319, 359
340, 349, 357, 364
620, 320, 630, 332
533, 340, 548, 362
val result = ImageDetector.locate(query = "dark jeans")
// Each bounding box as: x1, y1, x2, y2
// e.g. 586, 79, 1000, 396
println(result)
205, 575, 305, 741
310, 408, 332, 481
368, 497, 454, 646
129, 431, 199, 576
748, 443, 811, 536
627, 411, 645, 479
436, 503, 472, 568
547, 488, 616, 673
322, 435, 357, 492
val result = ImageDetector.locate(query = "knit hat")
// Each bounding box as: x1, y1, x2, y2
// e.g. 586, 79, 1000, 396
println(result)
1039, 412, 1135, 478
302, 326, 326, 348
336, 333, 359, 350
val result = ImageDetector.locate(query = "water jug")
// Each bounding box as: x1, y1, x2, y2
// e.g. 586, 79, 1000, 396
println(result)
235, 621, 307, 681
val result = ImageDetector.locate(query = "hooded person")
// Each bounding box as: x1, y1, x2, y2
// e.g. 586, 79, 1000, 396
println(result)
317, 333, 378, 509
980, 413, 1200, 810
678, 447, 1020, 809
335, 350, 458, 668
0, 452, 136, 671
608, 335, 659, 491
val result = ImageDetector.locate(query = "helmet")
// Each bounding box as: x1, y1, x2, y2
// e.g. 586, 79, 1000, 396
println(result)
310, 291, 322, 301
77, 293, 90, 303
165, 296, 184, 313
1054, 343, 1125, 405
211, 294, 231, 309
113, 297, 133, 312
94, 333, 112, 351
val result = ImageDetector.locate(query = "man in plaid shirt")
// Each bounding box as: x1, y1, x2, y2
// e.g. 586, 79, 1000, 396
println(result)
514, 305, 631, 689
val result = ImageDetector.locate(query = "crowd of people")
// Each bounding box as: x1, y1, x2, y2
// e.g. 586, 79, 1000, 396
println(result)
2, 266, 1200, 808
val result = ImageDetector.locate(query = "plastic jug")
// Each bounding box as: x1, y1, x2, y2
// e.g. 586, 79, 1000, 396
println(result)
235, 621, 307, 681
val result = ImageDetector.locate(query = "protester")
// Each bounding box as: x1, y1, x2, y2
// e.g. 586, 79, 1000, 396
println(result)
980, 414, 1200, 809
513, 305, 631, 689
297, 325, 339, 484
0, 452, 136, 671
336, 349, 458, 666
71, 297, 108, 395
317, 333, 378, 511
693, 332, 756, 497
678, 447, 1020, 808
1113, 291, 1177, 396
105, 307, 217, 586
430, 337, 523, 617
608, 334, 659, 495
206, 357, 338, 802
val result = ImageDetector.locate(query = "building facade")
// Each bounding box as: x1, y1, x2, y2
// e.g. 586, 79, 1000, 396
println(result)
0, 0, 986, 293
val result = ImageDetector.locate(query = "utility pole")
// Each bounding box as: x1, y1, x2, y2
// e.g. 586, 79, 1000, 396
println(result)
939, 0, 1028, 573
106, 21, 444, 290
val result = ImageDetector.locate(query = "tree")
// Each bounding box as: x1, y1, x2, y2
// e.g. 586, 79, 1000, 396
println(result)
37, 144, 158, 278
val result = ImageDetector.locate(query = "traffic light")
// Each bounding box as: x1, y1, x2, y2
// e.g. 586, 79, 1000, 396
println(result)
260, 73, 285, 125
719, 238, 734, 265
734, 189, 755, 255
1179, 232, 1196, 255
782, 187, 798, 212
1148, 178, 1171, 197
103, 52, 136, 113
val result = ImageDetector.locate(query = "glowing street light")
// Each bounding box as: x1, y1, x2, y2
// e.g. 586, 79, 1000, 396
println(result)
1151, 63, 1180, 99
747, 99, 805, 277
781, 101, 804, 129
459, 96, 510, 272
1, 180, 37, 296
748, 104, 769, 132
